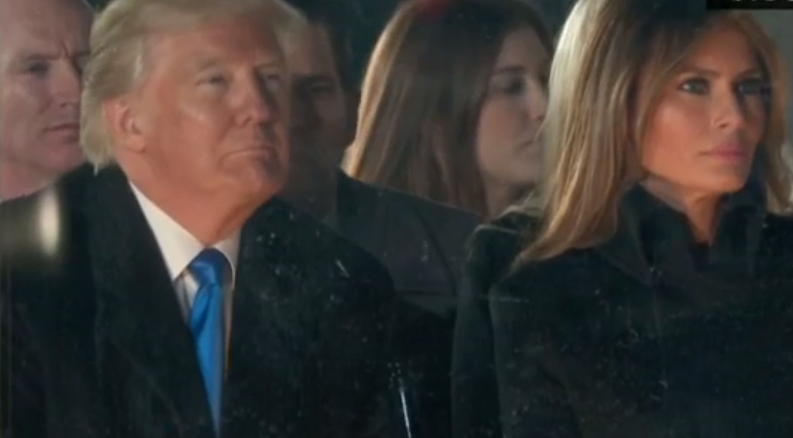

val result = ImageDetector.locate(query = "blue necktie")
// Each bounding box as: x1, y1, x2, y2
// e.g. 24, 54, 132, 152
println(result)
189, 249, 226, 435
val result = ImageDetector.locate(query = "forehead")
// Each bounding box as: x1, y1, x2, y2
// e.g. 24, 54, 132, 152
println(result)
682, 25, 759, 71
493, 26, 548, 70
150, 19, 285, 67
289, 24, 338, 77
0, 0, 91, 51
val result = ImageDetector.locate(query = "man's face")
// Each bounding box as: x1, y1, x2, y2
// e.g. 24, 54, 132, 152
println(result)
289, 24, 352, 173
122, 18, 289, 207
0, 0, 91, 180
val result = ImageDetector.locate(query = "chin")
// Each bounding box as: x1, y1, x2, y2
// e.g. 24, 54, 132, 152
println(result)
509, 169, 540, 191
695, 181, 748, 198
250, 173, 286, 194
41, 147, 84, 172
710, 173, 753, 194
231, 165, 285, 198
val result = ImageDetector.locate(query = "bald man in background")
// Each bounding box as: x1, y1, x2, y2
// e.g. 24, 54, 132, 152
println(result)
0, 0, 92, 200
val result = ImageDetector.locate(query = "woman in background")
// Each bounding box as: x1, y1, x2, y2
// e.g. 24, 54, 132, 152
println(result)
453, 0, 793, 436
343, 0, 551, 219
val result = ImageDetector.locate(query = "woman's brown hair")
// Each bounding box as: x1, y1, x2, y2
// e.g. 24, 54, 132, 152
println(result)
343, 0, 552, 216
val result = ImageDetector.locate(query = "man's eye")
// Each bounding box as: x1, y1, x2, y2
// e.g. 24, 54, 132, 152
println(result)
309, 85, 333, 95
24, 62, 50, 76
262, 74, 283, 92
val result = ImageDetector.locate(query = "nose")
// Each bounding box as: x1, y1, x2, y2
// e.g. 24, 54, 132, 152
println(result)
236, 72, 278, 127
527, 80, 547, 123
290, 83, 320, 132
712, 89, 748, 132
52, 60, 82, 109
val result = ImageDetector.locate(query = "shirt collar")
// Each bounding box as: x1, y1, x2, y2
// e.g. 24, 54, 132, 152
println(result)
129, 182, 239, 282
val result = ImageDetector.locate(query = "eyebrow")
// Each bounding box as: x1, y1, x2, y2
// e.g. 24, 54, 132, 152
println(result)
491, 57, 550, 77
677, 65, 763, 78
491, 65, 526, 76
189, 56, 284, 72
12, 50, 90, 64
294, 74, 334, 83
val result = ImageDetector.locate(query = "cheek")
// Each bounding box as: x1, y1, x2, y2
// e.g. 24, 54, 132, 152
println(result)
744, 98, 766, 143
175, 99, 223, 132
641, 102, 707, 175
143, 98, 226, 171
476, 100, 531, 166
0, 82, 46, 149
1, 81, 47, 120
475, 102, 508, 164
315, 97, 346, 132
173, 100, 229, 148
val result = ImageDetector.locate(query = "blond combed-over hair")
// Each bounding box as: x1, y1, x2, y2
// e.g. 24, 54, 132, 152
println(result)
80, 0, 306, 168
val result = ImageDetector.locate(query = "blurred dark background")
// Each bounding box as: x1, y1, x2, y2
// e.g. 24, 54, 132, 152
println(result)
84, 0, 793, 141
85, 0, 578, 86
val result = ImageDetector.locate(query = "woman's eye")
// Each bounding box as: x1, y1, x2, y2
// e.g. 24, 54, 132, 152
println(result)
736, 78, 767, 96
679, 78, 709, 95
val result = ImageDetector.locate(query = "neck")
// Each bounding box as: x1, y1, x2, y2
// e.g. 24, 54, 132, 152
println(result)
641, 179, 720, 244
0, 161, 53, 200
484, 182, 527, 220
123, 160, 256, 245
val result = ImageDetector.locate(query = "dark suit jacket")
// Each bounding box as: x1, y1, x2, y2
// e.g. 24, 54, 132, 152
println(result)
335, 173, 479, 317
453, 186, 793, 438
1, 165, 396, 438
333, 173, 479, 438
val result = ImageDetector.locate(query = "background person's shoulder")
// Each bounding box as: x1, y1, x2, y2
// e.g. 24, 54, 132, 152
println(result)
260, 196, 393, 282
0, 165, 95, 273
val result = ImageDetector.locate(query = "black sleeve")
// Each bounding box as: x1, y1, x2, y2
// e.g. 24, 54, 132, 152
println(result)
1, 296, 47, 438
490, 315, 581, 438
451, 215, 536, 438
453, 217, 581, 438
451, 243, 502, 438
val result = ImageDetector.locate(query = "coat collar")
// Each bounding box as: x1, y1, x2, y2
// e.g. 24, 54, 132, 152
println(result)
594, 182, 765, 286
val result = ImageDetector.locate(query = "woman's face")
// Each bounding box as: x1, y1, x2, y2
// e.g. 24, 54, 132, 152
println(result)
640, 24, 766, 203
475, 27, 549, 201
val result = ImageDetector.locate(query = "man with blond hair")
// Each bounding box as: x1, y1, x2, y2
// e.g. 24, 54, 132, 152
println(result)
0, 0, 395, 436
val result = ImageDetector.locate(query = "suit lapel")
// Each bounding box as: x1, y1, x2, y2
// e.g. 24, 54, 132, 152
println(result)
86, 167, 214, 438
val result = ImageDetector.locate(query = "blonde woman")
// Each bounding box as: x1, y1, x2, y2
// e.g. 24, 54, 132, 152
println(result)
452, 0, 793, 436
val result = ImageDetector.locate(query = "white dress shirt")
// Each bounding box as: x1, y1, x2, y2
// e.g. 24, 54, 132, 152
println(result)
130, 183, 240, 342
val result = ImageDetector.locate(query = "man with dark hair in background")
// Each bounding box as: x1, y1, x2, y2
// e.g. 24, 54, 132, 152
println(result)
279, 1, 479, 437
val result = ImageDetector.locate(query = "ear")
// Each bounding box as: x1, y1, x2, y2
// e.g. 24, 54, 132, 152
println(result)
102, 96, 146, 153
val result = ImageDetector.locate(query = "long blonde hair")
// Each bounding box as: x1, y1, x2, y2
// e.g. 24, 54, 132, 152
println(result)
518, 0, 790, 262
